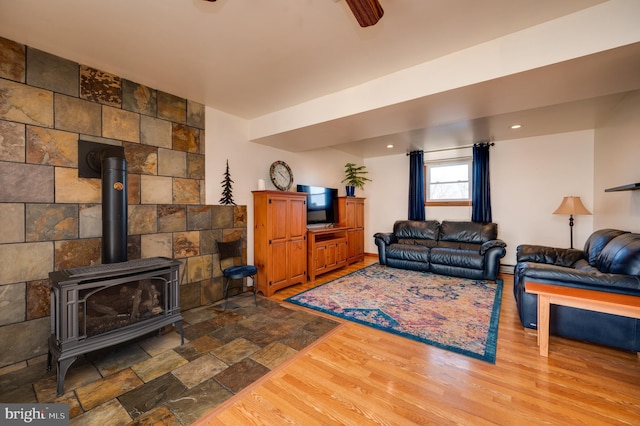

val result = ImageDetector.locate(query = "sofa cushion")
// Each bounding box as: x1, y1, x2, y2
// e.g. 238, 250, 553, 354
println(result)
596, 232, 640, 275
440, 221, 497, 244
387, 244, 430, 263
583, 229, 628, 267
393, 220, 439, 241
430, 248, 484, 270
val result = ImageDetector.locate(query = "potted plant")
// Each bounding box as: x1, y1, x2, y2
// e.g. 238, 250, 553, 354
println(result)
342, 162, 371, 196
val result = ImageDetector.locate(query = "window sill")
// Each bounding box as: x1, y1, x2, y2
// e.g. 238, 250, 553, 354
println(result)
425, 201, 472, 207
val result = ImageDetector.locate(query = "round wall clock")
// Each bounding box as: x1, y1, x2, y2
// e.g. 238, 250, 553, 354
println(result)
269, 161, 293, 191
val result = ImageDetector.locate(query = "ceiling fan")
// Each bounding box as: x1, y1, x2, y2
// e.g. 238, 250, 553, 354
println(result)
203, 0, 384, 28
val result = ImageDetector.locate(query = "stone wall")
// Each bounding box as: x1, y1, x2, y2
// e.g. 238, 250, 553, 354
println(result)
0, 36, 247, 368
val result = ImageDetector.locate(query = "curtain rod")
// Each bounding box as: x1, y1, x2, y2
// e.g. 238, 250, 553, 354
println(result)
406, 142, 494, 155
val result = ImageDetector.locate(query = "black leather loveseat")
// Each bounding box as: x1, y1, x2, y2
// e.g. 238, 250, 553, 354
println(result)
514, 229, 640, 352
374, 220, 506, 281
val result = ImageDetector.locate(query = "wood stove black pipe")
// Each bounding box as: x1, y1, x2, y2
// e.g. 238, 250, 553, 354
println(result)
100, 150, 128, 264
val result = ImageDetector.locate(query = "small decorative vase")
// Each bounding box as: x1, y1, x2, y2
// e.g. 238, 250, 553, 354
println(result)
345, 186, 355, 197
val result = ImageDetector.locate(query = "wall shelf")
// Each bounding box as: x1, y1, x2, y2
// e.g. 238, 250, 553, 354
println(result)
605, 183, 640, 192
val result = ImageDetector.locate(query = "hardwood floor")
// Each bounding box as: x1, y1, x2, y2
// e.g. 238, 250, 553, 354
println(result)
196, 257, 640, 425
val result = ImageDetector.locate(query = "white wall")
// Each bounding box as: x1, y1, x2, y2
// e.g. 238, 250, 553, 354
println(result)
594, 90, 640, 232
205, 107, 362, 263
364, 130, 595, 266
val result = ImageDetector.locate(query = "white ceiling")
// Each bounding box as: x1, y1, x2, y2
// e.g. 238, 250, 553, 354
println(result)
1, 0, 639, 158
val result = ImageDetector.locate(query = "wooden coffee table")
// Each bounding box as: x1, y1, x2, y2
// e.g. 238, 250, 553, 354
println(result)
525, 281, 640, 357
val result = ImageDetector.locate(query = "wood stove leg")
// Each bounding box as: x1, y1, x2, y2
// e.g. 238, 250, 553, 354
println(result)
46, 350, 52, 372
175, 320, 184, 345
56, 356, 77, 397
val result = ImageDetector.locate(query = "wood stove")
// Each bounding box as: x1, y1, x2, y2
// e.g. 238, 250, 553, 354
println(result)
48, 257, 183, 396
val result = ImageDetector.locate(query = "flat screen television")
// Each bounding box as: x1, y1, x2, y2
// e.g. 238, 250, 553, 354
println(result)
297, 184, 338, 225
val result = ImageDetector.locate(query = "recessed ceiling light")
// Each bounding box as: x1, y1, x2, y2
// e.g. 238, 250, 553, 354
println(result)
510, 124, 522, 129
386, 144, 394, 148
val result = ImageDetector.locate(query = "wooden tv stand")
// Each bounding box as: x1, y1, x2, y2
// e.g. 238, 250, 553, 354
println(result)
307, 226, 349, 281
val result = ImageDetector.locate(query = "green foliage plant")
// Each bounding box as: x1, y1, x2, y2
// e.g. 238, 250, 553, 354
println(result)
341, 162, 371, 190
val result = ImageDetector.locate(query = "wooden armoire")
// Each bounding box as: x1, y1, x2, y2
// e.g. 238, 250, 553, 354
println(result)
337, 196, 365, 265
253, 191, 307, 297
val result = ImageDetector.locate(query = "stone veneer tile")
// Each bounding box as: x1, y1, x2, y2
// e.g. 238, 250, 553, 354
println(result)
211, 205, 235, 228
26, 203, 78, 241
0, 79, 53, 127
54, 238, 101, 270
251, 342, 298, 370
0, 203, 25, 243
187, 100, 205, 129
199, 229, 222, 255
131, 350, 188, 383
173, 231, 200, 258
0, 317, 49, 367
165, 378, 233, 425
124, 143, 157, 175
122, 79, 157, 116
0, 36, 25, 82
158, 148, 186, 177
79, 204, 101, 238
158, 91, 186, 124
173, 178, 200, 204
0, 162, 54, 202
140, 175, 173, 204
54, 167, 101, 203
158, 205, 186, 232
0, 282, 26, 326
102, 106, 140, 143
234, 205, 248, 227
26, 279, 50, 320
76, 368, 143, 411
0, 120, 26, 162
80, 65, 121, 107
128, 406, 180, 426
172, 124, 200, 153
118, 373, 186, 420
214, 357, 269, 394
26, 126, 77, 167
187, 255, 213, 283
71, 398, 132, 425
127, 234, 142, 260
128, 173, 141, 204
187, 153, 205, 179
128, 205, 158, 235
54, 93, 101, 136
141, 233, 173, 259
201, 278, 224, 305
223, 229, 245, 248
211, 337, 261, 365
26, 47, 79, 96
0, 242, 53, 284
187, 205, 212, 230
91, 344, 150, 377
172, 354, 227, 389
180, 282, 201, 310
140, 115, 171, 149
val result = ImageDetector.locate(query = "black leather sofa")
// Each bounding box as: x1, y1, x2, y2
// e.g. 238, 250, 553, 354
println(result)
514, 229, 640, 352
374, 220, 506, 280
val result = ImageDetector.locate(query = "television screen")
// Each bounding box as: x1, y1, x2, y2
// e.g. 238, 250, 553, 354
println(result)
297, 185, 338, 224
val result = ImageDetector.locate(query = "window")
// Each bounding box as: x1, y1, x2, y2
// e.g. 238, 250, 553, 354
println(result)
425, 158, 472, 206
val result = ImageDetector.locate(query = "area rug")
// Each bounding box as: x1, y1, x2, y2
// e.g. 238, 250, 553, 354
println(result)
285, 264, 502, 363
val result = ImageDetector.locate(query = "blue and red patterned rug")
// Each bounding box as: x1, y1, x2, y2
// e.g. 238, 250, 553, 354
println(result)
285, 264, 502, 363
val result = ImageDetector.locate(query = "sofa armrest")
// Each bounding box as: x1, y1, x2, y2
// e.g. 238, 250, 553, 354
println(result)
516, 262, 640, 294
374, 232, 397, 246
516, 244, 584, 267
480, 239, 506, 255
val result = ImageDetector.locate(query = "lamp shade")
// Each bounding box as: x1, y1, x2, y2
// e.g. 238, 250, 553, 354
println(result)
553, 196, 592, 216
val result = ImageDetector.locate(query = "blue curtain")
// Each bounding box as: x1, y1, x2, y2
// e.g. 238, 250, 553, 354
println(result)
408, 150, 425, 220
471, 143, 492, 223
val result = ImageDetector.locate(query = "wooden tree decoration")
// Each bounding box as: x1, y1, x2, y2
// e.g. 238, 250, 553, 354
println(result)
219, 159, 236, 205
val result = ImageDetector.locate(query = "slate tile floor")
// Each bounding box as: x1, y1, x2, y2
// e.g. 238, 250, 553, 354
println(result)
0, 295, 339, 425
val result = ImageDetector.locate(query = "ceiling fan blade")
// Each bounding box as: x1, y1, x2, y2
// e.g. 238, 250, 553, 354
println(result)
344, 0, 384, 27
